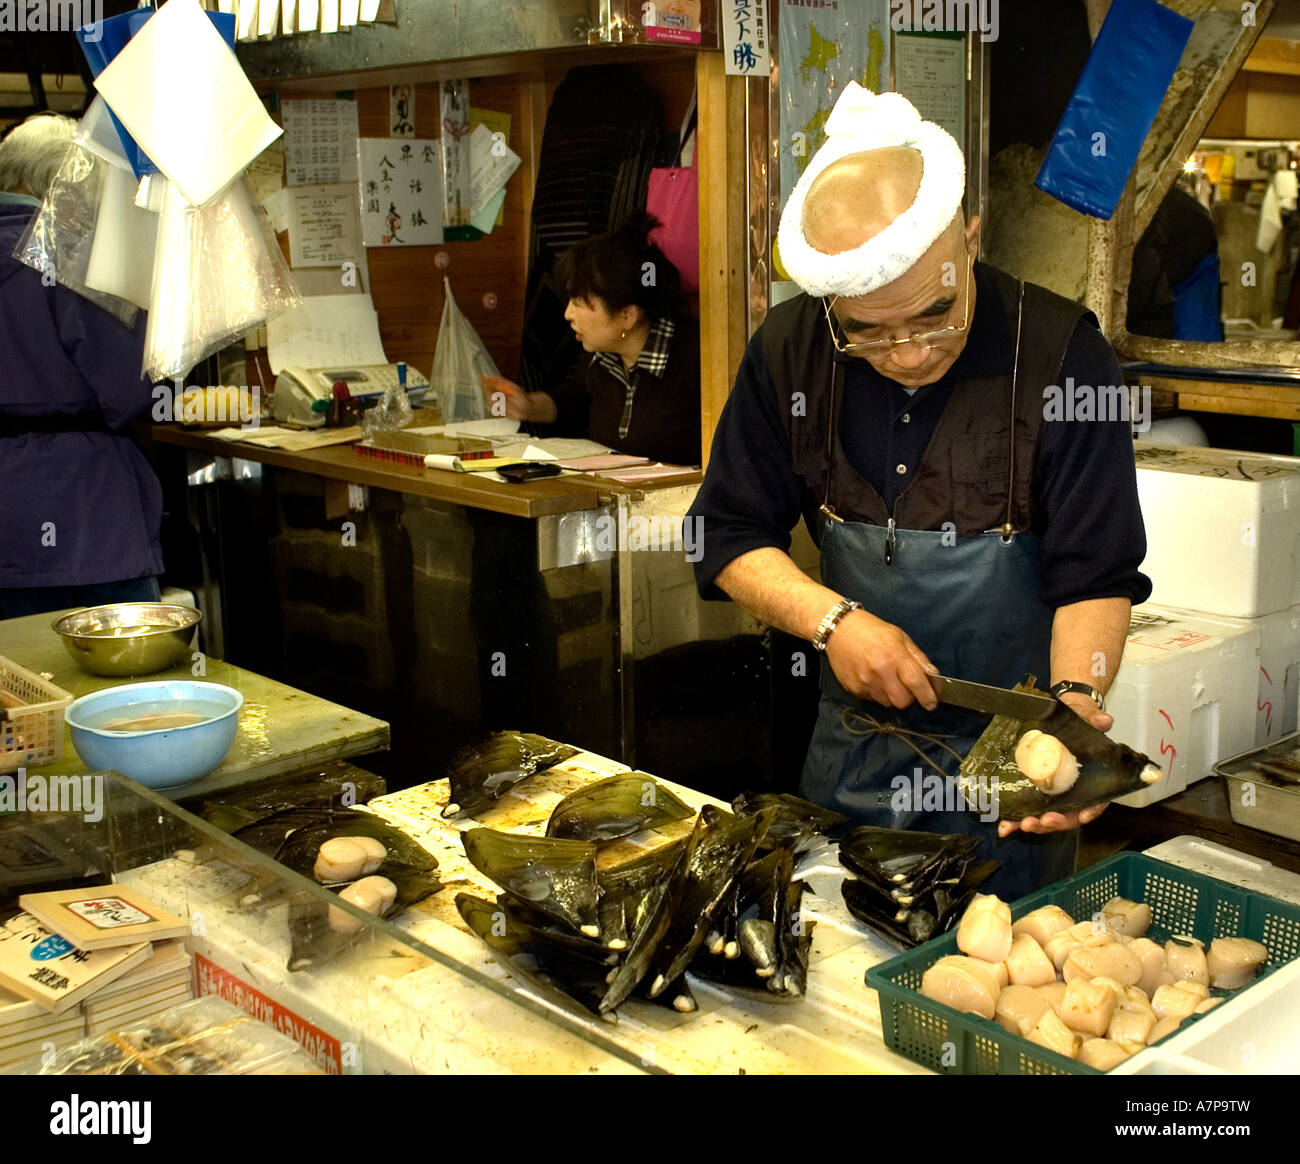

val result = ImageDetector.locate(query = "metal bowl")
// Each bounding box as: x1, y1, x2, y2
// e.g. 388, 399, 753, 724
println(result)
51, 603, 203, 677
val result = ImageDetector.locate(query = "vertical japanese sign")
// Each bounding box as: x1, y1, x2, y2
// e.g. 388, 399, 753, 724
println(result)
389, 84, 415, 137
357, 138, 444, 247
723, 0, 770, 75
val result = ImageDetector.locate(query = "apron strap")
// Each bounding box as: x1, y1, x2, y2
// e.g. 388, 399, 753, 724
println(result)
837, 704, 968, 778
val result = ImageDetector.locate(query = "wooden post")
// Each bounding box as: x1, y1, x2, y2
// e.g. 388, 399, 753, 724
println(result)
696, 53, 749, 470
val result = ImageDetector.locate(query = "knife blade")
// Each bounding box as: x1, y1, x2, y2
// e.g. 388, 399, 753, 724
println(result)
929, 675, 1057, 721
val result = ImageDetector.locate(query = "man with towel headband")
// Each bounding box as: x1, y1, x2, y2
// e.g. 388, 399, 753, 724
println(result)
688, 85, 1150, 897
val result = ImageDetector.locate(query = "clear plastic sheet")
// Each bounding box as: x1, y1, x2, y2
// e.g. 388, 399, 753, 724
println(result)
143, 174, 301, 382
11, 995, 323, 1075
12, 136, 140, 328
431, 275, 496, 422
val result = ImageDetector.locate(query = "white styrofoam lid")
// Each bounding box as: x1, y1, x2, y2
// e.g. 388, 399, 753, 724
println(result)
1134, 442, 1300, 480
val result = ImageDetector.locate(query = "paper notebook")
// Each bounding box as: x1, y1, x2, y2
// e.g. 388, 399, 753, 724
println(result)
19, 885, 188, 951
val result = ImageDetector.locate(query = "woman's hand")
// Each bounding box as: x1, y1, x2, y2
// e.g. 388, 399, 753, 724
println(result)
997, 693, 1110, 837
824, 609, 939, 711
479, 376, 557, 424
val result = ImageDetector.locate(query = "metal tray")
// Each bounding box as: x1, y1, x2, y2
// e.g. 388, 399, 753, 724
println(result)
1214, 734, 1300, 844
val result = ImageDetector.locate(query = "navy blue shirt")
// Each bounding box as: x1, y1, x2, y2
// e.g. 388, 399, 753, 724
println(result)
689, 263, 1151, 610
0, 197, 163, 589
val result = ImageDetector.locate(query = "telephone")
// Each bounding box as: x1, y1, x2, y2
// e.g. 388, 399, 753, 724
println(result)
273, 364, 431, 429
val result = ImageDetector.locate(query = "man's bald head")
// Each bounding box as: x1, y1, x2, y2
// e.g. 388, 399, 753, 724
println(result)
802, 147, 926, 256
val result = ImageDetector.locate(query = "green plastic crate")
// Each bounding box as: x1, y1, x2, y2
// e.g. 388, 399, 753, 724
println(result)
864, 851, 1300, 1075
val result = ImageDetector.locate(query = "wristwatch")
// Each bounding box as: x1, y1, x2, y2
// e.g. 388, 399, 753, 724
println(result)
812, 598, 861, 652
1049, 680, 1105, 711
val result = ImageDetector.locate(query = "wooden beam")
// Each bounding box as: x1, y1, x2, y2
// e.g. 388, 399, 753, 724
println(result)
1240, 34, 1300, 75
696, 53, 748, 471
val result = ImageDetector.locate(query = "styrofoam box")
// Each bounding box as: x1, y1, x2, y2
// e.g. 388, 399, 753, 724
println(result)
1110, 604, 1260, 808
1255, 606, 1300, 745
1134, 442, 1300, 618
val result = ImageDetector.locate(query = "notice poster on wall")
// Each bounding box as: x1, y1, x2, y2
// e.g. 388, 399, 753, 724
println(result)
357, 137, 444, 247
283, 98, 360, 187
894, 30, 966, 152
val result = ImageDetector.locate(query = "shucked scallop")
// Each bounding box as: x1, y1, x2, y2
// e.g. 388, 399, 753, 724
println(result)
1012, 904, 1074, 947
1036, 980, 1068, 1014
1107, 1004, 1156, 1046
1062, 943, 1142, 987
1151, 982, 1201, 1022
1059, 977, 1117, 1038
1044, 931, 1083, 972
1100, 896, 1152, 938
935, 954, 1007, 994
995, 984, 1052, 1037
1027, 1008, 1081, 1059
1206, 937, 1268, 989
1079, 1038, 1132, 1071
1014, 730, 1081, 795
956, 894, 1013, 963
921, 960, 998, 1020
1005, 933, 1057, 987
313, 837, 369, 883
1165, 937, 1209, 985
1127, 937, 1167, 998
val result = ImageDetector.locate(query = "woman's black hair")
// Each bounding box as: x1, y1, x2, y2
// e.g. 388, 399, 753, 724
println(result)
553, 211, 686, 323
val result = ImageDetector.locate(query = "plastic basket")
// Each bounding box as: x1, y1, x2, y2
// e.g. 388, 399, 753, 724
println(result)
0, 655, 74, 773
864, 851, 1300, 1075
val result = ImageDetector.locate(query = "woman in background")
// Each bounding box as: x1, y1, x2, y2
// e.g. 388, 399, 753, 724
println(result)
0, 113, 164, 618
483, 212, 701, 466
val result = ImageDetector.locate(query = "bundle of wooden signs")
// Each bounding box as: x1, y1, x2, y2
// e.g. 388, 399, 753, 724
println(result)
443, 734, 846, 1019
0, 884, 193, 1070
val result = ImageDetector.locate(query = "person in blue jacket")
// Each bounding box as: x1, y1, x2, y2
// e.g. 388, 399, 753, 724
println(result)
0, 113, 164, 619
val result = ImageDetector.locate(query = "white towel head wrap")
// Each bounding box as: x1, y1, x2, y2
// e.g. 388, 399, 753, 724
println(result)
777, 82, 966, 298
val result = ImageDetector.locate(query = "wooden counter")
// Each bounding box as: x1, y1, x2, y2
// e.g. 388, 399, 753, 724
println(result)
152, 426, 702, 518
5, 609, 390, 799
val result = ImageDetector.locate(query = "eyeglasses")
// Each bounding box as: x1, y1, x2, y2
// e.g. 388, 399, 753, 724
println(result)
823, 260, 973, 354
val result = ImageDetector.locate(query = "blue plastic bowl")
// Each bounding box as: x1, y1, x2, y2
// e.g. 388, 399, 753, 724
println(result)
64, 681, 243, 790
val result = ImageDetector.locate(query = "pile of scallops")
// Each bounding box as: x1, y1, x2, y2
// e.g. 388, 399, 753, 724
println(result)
919, 892, 1270, 1070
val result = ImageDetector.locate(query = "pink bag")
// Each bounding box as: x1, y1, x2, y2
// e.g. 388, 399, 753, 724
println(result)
647, 97, 699, 292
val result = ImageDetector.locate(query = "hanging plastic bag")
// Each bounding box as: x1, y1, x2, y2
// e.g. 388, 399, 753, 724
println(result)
13, 130, 139, 327
143, 174, 301, 381
431, 276, 497, 422
362, 374, 414, 436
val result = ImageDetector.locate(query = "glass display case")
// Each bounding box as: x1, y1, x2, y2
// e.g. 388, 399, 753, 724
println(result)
2, 761, 924, 1076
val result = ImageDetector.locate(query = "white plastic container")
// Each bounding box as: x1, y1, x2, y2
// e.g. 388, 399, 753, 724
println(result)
1110, 604, 1260, 807
1255, 606, 1300, 745
1134, 442, 1300, 618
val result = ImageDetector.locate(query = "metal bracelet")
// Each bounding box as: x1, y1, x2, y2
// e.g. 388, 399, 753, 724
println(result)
812, 599, 860, 652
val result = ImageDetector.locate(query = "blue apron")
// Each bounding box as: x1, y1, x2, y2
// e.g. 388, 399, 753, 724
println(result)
801, 518, 1077, 899
798, 282, 1078, 900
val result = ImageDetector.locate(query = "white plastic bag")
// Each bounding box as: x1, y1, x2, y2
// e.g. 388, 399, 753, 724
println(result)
431, 275, 497, 422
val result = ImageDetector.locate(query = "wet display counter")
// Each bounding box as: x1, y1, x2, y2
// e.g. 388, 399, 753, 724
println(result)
5, 763, 925, 1075
1, 609, 388, 799
150, 426, 821, 799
